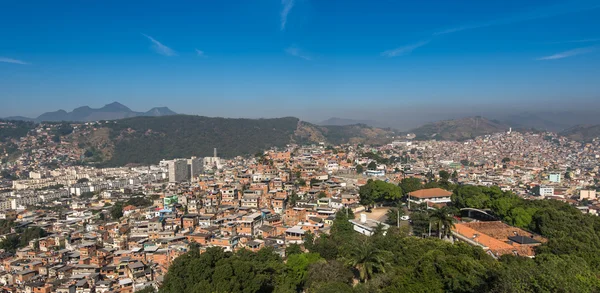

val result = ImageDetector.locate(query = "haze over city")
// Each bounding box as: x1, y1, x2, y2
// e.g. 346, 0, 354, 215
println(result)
2, 0, 600, 129
5, 2, 600, 293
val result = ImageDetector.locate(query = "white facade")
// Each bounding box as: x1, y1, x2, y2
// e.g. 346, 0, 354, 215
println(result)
167, 159, 188, 183
539, 186, 554, 197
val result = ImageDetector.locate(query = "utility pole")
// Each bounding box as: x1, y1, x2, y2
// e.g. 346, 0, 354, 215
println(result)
428, 222, 432, 237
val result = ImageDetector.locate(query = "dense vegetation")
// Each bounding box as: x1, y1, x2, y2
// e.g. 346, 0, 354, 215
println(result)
0, 120, 36, 142
0, 219, 15, 234
452, 185, 600, 271
88, 115, 396, 166
161, 184, 600, 292
410, 116, 509, 141
101, 116, 300, 166
0, 226, 47, 253
560, 124, 600, 142
358, 179, 402, 207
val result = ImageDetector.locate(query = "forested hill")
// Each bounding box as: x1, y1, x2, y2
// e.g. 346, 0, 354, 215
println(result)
80, 115, 396, 166
559, 124, 600, 141
410, 116, 510, 141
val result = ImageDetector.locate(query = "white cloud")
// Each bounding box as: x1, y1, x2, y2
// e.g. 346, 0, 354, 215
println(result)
381, 40, 430, 57
541, 38, 600, 44
195, 49, 205, 57
537, 47, 595, 60
281, 0, 295, 30
0, 57, 29, 65
434, 1, 600, 35
285, 45, 311, 60
142, 34, 176, 56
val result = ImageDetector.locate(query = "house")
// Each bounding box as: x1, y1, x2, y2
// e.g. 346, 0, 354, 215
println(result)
285, 226, 305, 244
408, 188, 452, 205
349, 214, 389, 236
452, 221, 546, 258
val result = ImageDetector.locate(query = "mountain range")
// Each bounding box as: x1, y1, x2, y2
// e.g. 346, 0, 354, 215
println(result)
318, 117, 388, 128
71, 116, 396, 166
4, 102, 176, 122
559, 125, 600, 142
408, 116, 511, 141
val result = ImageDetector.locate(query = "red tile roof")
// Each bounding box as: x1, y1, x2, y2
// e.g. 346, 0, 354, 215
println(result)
408, 188, 452, 199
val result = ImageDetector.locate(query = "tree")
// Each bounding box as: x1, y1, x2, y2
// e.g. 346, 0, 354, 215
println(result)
288, 192, 299, 207
0, 227, 47, 253
429, 207, 455, 239
399, 177, 422, 195
460, 159, 470, 166
297, 178, 306, 187
410, 211, 430, 236
439, 170, 450, 181
345, 241, 391, 282
359, 180, 403, 208
502, 157, 510, 163
285, 244, 302, 256
385, 207, 405, 227
80, 191, 94, 199
110, 203, 124, 219
317, 191, 327, 199
356, 164, 364, 174
283, 253, 323, 291
367, 161, 377, 170
306, 260, 353, 290
339, 207, 355, 220
452, 170, 458, 180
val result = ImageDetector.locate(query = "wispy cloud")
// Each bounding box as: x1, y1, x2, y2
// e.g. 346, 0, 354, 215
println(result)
539, 38, 600, 45
195, 49, 206, 57
281, 0, 295, 30
537, 47, 595, 60
0, 57, 29, 65
285, 45, 311, 60
434, 1, 600, 35
381, 40, 430, 57
142, 34, 176, 56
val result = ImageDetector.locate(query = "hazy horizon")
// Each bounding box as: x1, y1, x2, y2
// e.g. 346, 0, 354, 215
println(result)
2, 0, 600, 130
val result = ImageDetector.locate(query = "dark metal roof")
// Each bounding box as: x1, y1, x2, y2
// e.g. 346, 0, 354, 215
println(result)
508, 235, 540, 245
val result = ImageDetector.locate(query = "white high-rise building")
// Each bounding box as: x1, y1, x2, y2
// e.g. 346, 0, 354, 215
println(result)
167, 159, 188, 183
187, 156, 204, 179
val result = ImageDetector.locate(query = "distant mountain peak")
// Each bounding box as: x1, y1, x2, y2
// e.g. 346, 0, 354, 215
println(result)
319, 117, 384, 128
102, 102, 132, 112
145, 107, 177, 116
4, 103, 177, 122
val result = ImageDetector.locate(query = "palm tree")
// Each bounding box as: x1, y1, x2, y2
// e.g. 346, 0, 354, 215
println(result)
429, 207, 456, 239
346, 241, 391, 282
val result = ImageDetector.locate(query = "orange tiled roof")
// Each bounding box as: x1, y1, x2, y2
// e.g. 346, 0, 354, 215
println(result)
408, 188, 452, 199
453, 221, 544, 257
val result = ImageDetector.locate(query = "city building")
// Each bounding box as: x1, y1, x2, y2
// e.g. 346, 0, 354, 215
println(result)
167, 159, 188, 183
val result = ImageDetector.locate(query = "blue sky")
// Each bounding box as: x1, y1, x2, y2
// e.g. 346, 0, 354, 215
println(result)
1, 0, 599, 122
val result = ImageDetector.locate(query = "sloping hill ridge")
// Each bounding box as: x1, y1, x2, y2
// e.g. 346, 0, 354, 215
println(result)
296, 122, 394, 145
91, 115, 395, 166
410, 116, 510, 141
6, 102, 177, 123
560, 125, 600, 141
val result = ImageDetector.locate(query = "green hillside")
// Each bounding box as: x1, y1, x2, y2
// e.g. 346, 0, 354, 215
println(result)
560, 124, 600, 142
81, 115, 397, 166
410, 116, 509, 141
